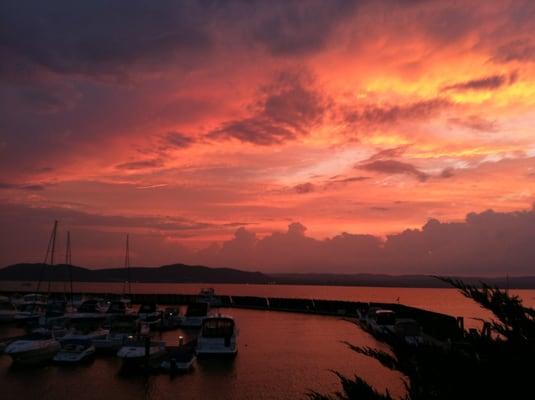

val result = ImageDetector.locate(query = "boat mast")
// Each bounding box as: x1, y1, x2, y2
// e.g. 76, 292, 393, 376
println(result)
65, 231, 74, 306
47, 220, 58, 296
37, 220, 58, 294
124, 234, 132, 297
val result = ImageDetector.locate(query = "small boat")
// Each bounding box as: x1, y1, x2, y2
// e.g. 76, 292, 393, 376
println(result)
137, 303, 161, 326
12, 293, 48, 306
196, 315, 238, 356
93, 315, 138, 351
395, 318, 424, 346
53, 338, 95, 363
160, 307, 183, 330
62, 323, 109, 341
70, 299, 108, 320
0, 297, 18, 322
181, 302, 210, 328
161, 338, 196, 372
4, 331, 60, 364
14, 303, 47, 323
198, 288, 222, 307
366, 308, 396, 334
106, 300, 134, 316
117, 339, 167, 369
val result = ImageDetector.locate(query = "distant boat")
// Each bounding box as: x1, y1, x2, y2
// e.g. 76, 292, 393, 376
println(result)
196, 315, 238, 357
160, 307, 183, 330
106, 300, 135, 317
117, 339, 167, 369
14, 303, 47, 323
70, 299, 108, 320
161, 338, 196, 372
198, 288, 222, 307
0, 296, 18, 322
363, 308, 396, 334
53, 338, 95, 363
4, 331, 60, 365
137, 303, 161, 327
181, 302, 210, 328
93, 315, 139, 351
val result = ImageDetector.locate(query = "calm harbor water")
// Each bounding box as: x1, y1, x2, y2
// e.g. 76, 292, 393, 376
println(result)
1, 282, 534, 399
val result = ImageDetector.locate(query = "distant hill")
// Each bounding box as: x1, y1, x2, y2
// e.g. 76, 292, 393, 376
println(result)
0, 263, 270, 284
2, 263, 535, 288
270, 273, 535, 289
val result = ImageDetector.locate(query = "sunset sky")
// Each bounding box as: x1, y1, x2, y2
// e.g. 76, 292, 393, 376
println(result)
1, 1, 535, 274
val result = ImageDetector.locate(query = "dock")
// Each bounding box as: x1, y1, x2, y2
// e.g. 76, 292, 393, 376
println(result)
0, 290, 464, 342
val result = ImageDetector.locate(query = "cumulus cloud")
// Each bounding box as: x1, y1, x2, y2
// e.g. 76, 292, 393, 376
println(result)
195, 206, 535, 275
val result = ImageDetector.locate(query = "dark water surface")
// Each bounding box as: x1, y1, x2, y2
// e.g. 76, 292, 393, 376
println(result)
1, 283, 534, 399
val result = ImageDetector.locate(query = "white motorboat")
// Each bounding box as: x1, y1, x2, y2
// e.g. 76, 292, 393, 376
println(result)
181, 302, 210, 328
93, 315, 138, 351
0, 297, 18, 322
117, 339, 167, 369
196, 315, 238, 356
53, 338, 95, 363
198, 288, 222, 307
4, 331, 60, 364
137, 303, 161, 326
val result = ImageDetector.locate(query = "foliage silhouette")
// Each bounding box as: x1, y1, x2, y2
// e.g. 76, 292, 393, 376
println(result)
310, 278, 535, 400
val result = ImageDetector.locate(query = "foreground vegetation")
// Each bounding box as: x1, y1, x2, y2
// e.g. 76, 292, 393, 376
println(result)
311, 278, 535, 400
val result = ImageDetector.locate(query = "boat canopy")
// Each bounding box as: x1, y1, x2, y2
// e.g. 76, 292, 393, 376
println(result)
138, 303, 157, 313
186, 302, 209, 317
201, 317, 235, 338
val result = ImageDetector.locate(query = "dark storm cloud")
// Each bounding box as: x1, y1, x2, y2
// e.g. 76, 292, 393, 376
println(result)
0, 1, 214, 80
252, 1, 358, 56
493, 39, 535, 63
358, 160, 429, 182
345, 99, 450, 126
442, 73, 517, 92
0, 1, 363, 81
162, 132, 196, 149
294, 182, 315, 194
0, 202, 211, 233
364, 145, 411, 162
208, 72, 328, 145
115, 159, 164, 171
0, 182, 46, 191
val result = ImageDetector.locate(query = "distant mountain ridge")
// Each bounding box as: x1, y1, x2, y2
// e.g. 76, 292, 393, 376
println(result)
270, 273, 535, 289
1, 263, 535, 288
0, 263, 270, 284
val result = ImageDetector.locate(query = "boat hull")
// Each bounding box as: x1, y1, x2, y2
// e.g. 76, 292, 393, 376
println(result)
5, 341, 60, 365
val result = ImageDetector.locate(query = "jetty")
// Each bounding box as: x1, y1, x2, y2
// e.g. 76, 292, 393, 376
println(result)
0, 289, 464, 343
